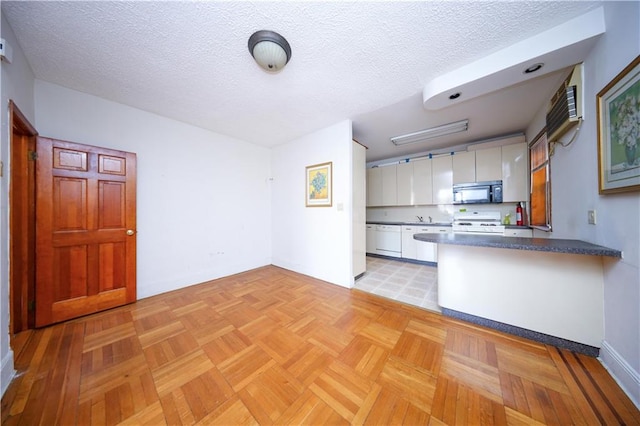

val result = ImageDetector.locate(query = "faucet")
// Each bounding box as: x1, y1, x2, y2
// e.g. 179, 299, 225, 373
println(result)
416, 216, 424, 222
428, 216, 433, 223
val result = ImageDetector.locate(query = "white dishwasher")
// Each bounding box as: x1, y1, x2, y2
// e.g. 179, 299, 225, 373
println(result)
375, 225, 402, 258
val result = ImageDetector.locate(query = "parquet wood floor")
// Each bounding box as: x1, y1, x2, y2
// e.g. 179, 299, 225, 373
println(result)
2, 265, 639, 425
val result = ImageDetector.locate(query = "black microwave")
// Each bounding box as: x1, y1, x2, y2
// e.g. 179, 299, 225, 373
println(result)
453, 180, 503, 204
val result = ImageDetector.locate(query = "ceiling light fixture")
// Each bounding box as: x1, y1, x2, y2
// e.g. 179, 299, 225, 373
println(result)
248, 30, 292, 73
524, 63, 544, 74
391, 119, 469, 146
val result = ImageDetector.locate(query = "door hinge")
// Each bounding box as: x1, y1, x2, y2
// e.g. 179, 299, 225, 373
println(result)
28, 151, 38, 161
28, 300, 35, 312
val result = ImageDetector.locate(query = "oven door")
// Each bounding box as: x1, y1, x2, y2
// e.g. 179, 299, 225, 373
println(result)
453, 185, 491, 204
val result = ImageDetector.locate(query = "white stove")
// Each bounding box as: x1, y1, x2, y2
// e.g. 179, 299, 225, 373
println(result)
452, 211, 505, 235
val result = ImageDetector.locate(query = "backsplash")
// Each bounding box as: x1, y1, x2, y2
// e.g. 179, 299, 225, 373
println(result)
367, 202, 527, 224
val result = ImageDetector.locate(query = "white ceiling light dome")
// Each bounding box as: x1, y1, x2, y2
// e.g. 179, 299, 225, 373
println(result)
248, 30, 292, 73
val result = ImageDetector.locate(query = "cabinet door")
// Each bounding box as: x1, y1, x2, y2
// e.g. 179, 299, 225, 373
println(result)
367, 167, 382, 206
401, 226, 417, 259
413, 159, 433, 205
396, 162, 413, 206
476, 146, 502, 182
381, 165, 397, 206
502, 143, 528, 202
452, 151, 475, 184
432, 155, 453, 204
416, 241, 437, 262
504, 228, 533, 237
366, 225, 377, 253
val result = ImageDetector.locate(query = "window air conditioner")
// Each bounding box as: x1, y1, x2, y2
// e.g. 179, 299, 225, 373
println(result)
546, 63, 583, 143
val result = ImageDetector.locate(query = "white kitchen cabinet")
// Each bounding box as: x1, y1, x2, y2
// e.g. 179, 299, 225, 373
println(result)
381, 165, 398, 206
416, 226, 443, 262
396, 162, 413, 205
503, 228, 533, 237
453, 147, 501, 184
366, 167, 382, 207
432, 155, 453, 205
452, 151, 475, 184
401, 226, 418, 259
366, 224, 377, 254
401, 225, 449, 262
396, 159, 433, 206
413, 159, 433, 205
476, 146, 502, 182
502, 142, 528, 202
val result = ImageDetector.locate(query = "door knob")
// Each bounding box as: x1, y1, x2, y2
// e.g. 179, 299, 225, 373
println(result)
126, 229, 135, 236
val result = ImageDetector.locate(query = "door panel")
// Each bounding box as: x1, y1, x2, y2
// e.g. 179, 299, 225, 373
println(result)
36, 137, 137, 327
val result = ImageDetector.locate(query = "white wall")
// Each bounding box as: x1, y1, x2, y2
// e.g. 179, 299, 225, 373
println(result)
34, 81, 272, 299
526, 1, 640, 406
271, 120, 354, 288
0, 13, 36, 396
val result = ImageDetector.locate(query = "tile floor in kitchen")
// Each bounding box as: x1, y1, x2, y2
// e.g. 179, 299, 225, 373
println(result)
354, 255, 440, 313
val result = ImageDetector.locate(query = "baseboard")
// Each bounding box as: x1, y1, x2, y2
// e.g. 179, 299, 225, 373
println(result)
1, 350, 15, 397
600, 340, 640, 409
441, 308, 600, 357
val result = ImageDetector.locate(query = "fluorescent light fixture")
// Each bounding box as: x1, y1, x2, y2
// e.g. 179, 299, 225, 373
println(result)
391, 119, 469, 146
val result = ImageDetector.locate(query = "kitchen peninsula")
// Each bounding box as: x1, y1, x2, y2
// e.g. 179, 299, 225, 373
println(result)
414, 233, 622, 355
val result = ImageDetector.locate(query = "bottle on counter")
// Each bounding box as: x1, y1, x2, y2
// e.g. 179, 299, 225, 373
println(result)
516, 202, 524, 226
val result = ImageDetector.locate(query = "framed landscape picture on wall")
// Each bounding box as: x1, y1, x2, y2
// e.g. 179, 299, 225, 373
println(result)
306, 162, 332, 207
597, 55, 640, 194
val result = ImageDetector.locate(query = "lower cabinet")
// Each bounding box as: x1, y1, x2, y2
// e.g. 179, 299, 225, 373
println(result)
401, 226, 419, 259
503, 228, 533, 237
401, 226, 448, 262
366, 224, 377, 254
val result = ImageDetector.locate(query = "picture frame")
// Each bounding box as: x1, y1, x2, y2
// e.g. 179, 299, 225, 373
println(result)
305, 162, 332, 207
597, 55, 640, 194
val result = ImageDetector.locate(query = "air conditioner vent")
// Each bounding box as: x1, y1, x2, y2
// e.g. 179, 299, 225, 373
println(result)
546, 63, 583, 142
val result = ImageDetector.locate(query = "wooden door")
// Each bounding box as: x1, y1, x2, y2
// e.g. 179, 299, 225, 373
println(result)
35, 137, 137, 327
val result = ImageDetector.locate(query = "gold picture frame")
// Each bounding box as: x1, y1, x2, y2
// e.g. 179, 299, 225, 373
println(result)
305, 162, 332, 207
597, 55, 640, 194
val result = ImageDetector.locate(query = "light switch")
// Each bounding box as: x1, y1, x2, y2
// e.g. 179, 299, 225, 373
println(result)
588, 210, 596, 225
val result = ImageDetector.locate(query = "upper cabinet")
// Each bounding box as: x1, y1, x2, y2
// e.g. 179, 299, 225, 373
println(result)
501, 142, 528, 202
366, 140, 528, 207
432, 155, 453, 205
381, 165, 397, 205
413, 159, 433, 205
452, 151, 475, 184
475, 146, 502, 182
396, 162, 413, 205
366, 167, 382, 206
367, 164, 397, 206
396, 159, 433, 206
453, 146, 502, 183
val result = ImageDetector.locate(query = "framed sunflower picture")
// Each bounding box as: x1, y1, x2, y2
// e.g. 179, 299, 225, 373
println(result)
305, 162, 332, 207
597, 55, 640, 194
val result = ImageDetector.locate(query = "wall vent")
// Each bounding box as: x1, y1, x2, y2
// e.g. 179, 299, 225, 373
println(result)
546, 63, 583, 143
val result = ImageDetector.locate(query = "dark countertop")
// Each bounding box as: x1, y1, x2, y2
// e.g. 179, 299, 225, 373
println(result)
413, 233, 622, 258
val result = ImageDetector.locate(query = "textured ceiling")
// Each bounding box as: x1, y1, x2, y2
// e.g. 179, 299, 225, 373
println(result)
2, 1, 603, 162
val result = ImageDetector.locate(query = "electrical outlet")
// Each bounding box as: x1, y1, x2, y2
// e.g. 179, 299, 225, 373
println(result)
588, 210, 596, 225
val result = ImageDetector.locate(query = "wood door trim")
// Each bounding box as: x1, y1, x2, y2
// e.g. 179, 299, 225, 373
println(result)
9, 100, 38, 335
